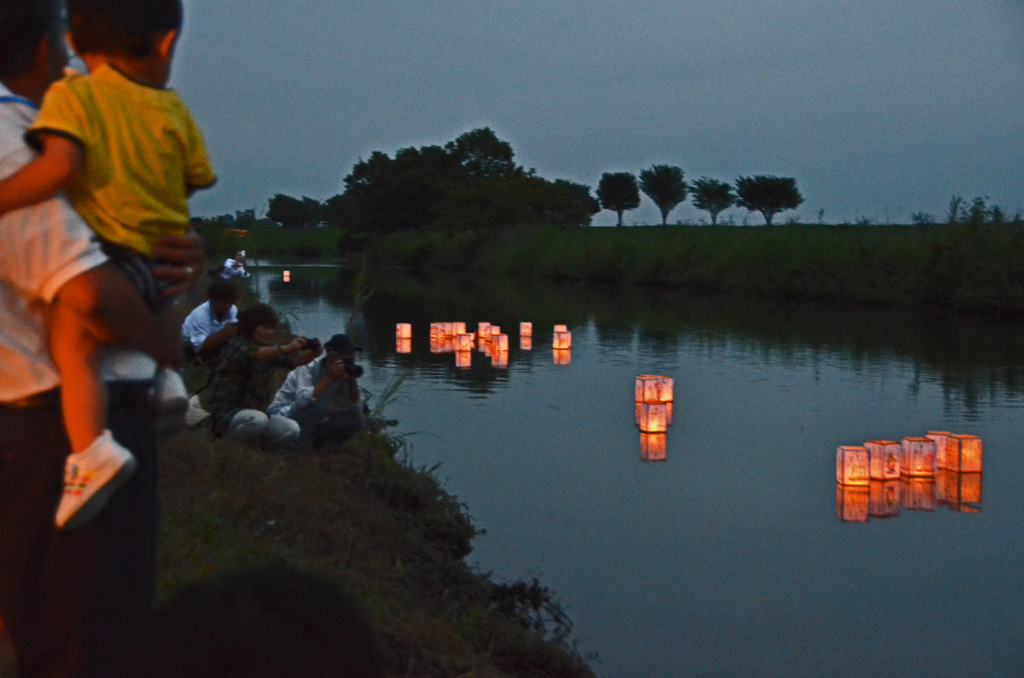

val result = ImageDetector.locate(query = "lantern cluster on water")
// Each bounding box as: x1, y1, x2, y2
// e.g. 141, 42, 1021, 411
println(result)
396, 321, 572, 368
634, 375, 674, 462
835, 431, 983, 522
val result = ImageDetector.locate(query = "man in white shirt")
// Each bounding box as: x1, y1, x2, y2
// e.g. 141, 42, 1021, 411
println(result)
181, 278, 240, 363
0, 4, 203, 676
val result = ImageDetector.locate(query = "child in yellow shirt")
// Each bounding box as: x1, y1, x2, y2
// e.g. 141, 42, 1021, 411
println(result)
0, 0, 214, 527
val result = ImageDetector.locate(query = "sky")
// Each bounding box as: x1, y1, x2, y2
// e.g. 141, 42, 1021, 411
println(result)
172, 0, 1024, 226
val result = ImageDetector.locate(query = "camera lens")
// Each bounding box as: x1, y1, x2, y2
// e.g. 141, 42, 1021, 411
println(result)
344, 363, 364, 379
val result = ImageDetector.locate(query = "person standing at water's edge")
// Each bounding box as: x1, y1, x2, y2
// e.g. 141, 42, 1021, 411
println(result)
0, 1, 204, 675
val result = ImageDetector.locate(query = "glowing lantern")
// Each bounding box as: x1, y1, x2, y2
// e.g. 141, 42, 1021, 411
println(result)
478, 322, 491, 338
553, 348, 571, 365
492, 334, 509, 352
282, 270, 290, 282
836, 446, 870, 485
900, 437, 936, 477
452, 322, 466, 336
947, 434, 982, 473
869, 480, 901, 518
441, 337, 454, 353
901, 477, 936, 511
554, 324, 567, 333
455, 351, 471, 369
864, 440, 901, 480
455, 333, 474, 352
396, 337, 411, 354
635, 375, 673, 403
489, 325, 501, 338
520, 322, 532, 337
553, 331, 572, 349
926, 431, 951, 469
638, 403, 668, 433
429, 337, 440, 353
520, 336, 533, 351
396, 323, 411, 340
478, 339, 489, 354
430, 323, 439, 339
640, 433, 666, 462
836, 483, 869, 522
491, 351, 508, 368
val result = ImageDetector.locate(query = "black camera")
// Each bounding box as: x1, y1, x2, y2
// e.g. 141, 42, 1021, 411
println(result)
343, 362, 364, 379
305, 337, 321, 350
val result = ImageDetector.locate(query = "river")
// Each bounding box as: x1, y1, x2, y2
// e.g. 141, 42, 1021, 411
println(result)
256, 262, 1024, 678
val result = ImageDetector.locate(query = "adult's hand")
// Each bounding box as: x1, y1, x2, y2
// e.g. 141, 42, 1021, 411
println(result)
152, 231, 204, 297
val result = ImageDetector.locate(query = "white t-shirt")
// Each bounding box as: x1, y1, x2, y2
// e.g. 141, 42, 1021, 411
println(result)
0, 84, 153, 400
181, 300, 238, 350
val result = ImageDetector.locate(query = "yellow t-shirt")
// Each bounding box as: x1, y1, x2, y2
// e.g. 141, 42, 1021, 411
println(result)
28, 65, 215, 257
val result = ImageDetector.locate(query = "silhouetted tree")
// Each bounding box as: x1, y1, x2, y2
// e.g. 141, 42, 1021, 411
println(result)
268, 194, 322, 228
444, 127, 519, 180
638, 165, 686, 226
554, 180, 601, 222
597, 172, 640, 226
734, 175, 804, 225
435, 174, 597, 230
690, 178, 735, 225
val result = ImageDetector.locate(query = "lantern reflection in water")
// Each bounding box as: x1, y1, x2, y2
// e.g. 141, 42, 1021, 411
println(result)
869, 480, 901, 518
553, 349, 570, 365
455, 333, 473, 352
836, 446, 870, 485
948, 434, 982, 473
836, 484, 869, 522
901, 477, 936, 511
455, 351, 471, 369
520, 322, 532, 337
926, 431, 951, 469
941, 471, 982, 511
396, 337, 411, 354
901, 437, 936, 477
520, 336, 532, 351
865, 440, 901, 480
491, 351, 508, 368
640, 433, 666, 462
638, 403, 668, 433
396, 323, 411, 340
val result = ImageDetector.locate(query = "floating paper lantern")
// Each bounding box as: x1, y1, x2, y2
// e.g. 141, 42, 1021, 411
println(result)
520, 336, 532, 351
554, 324, 567, 333
901, 437, 936, 477
282, 270, 290, 282
520, 322, 532, 337
864, 440, 901, 480
396, 323, 411, 340
553, 348, 571, 365
429, 337, 441, 354
836, 446, 870, 485
452, 322, 466, 336
901, 477, 936, 511
396, 337, 411, 354
836, 483, 869, 522
926, 431, 951, 469
491, 350, 508, 368
430, 323, 439, 339
869, 480, 901, 518
947, 434, 982, 473
455, 333, 474, 352
640, 433, 666, 462
638, 403, 668, 433
455, 351, 471, 369
478, 322, 491, 338
492, 334, 509, 352
635, 375, 673, 403
489, 325, 501, 338
553, 331, 572, 350
441, 337, 455, 353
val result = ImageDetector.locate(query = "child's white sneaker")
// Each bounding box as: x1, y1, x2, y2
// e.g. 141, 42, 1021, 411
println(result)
55, 430, 137, 529
151, 368, 188, 414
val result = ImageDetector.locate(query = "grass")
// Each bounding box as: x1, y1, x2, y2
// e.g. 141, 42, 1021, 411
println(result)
204, 224, 347, 260
365, 223, 1024, 314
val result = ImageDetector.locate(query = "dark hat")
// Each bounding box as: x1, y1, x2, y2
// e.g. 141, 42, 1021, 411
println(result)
323, 334, 362, 354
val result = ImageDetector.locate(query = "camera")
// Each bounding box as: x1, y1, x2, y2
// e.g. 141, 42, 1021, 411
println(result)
343, 362, 364, 379
305, 337, 321, 350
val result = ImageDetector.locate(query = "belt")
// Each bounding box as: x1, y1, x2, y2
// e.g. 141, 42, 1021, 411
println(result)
0, 388, 61, 409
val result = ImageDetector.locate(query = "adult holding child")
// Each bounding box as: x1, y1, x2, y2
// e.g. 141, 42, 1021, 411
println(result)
0, 0, 204, 675
202, 303, 323, 445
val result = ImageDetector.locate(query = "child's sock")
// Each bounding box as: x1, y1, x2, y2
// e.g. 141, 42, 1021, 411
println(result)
55, 429, 137, 529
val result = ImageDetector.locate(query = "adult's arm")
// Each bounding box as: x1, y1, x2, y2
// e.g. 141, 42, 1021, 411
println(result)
199, 323, 238, 352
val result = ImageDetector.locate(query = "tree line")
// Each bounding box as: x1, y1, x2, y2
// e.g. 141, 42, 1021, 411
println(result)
203, 128, 804, 232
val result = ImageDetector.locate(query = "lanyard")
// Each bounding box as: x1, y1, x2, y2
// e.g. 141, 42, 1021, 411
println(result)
0, 95, 38, 109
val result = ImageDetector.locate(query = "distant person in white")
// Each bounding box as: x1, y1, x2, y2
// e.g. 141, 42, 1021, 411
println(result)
218, 250, 250, 279
181, 278, 240, 363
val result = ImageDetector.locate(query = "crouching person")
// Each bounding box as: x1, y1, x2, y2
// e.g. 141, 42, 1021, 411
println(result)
202, 303, 321, 445
268, 333, 367, 448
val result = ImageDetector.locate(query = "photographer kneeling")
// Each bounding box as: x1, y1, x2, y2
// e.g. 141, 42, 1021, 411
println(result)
268, 334, 366, 448
203, 304, 322, 445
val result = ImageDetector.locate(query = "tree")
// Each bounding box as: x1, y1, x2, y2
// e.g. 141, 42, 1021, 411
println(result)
596, 172, 640, 226
444, 127, 519, 180
554, 180, 601, 224
734, 175, 804, 225
690, 177, 735, 225
638, 165, 686, 226
267, 194, 321, 228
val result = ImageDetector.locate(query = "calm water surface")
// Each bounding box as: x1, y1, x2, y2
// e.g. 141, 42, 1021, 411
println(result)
257, 263, 1024, 678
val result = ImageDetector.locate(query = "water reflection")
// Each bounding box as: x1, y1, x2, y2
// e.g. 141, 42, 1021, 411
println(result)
639, 433, 666, 462
553, 348, 570, 365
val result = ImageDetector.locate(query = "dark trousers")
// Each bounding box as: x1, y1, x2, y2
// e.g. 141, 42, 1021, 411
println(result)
0, 385, 158, 678
308, 408, 366, 448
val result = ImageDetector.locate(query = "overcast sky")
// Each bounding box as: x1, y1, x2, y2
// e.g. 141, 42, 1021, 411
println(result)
172, 0, 1023, 226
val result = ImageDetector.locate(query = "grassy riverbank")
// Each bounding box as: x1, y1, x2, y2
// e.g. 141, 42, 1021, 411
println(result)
364, 223, 1024, 314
